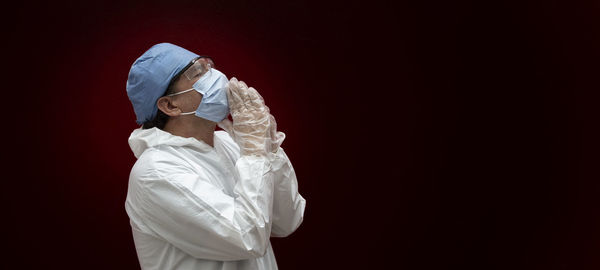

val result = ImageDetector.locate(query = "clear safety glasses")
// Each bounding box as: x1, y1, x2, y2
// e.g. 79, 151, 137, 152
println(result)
182, 56, 215, 81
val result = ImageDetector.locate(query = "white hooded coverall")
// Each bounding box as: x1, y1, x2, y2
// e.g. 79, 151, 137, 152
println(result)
124, 127, 306, 270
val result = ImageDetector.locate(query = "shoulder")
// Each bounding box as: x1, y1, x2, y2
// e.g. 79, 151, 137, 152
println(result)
130, 147, 192, 183
215, 130, 234, 144
215, 130, 240, 154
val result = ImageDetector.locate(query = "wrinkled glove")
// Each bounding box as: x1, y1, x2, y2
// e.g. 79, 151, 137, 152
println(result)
267, 114, 286, 153
219, 77, 270, 156
218, 78, 285, 155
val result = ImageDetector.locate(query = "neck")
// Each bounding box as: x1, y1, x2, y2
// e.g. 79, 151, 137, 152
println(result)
163, 117, 217, 147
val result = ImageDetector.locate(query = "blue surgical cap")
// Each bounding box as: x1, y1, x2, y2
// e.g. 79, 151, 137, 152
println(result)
126, 43, 199, 125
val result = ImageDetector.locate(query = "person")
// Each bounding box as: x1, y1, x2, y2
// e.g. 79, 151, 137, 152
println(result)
124, 43, 306, 270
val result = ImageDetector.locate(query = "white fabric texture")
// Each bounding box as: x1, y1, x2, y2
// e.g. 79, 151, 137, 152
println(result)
125, 127, 306, 270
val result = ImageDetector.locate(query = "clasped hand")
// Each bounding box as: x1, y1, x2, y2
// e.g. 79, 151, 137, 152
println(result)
218, 78, 285, 156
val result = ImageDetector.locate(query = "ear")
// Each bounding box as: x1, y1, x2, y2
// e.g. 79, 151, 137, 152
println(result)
156, 96, 182, 117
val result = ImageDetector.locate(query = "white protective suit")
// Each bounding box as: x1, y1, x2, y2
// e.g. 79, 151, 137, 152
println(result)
124, 127, 306, 270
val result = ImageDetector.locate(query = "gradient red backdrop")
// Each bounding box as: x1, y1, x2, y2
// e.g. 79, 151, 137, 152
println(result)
3, 0, 599, 269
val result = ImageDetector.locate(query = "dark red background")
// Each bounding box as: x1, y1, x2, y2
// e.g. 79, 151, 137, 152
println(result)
3, 0, 599, 269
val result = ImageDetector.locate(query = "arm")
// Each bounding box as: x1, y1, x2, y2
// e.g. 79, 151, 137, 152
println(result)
220, 77, 306, 237
136, 155, 275, 261
269, 147, 306, 237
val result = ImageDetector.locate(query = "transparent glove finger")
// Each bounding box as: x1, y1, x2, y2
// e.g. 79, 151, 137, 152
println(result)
246, 87, 266, 112
268, 114, 277, 138
238, 80, 249, 90
227, 78, 246, 112
268, 114, 285, 152
253, 87, 265, 103
237, 80, 253, 111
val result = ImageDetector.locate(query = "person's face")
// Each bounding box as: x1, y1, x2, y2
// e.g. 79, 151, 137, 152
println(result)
165, 57, 215, 115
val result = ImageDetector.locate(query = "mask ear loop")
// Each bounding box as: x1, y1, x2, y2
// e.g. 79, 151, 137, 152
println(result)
166, 88, 195, 97
166, 88, 197, 115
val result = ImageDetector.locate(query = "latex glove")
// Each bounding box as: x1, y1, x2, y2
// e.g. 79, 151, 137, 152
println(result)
219, 78, 286, 154
267, 114, 286, 153
222, 77, 270, 156
220, 113, 285, 154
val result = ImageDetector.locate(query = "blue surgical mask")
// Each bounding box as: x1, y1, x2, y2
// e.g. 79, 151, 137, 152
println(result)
168, 68, 230, 122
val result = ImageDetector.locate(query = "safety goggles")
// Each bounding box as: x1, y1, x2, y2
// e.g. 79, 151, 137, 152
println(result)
182, 56, 215, 81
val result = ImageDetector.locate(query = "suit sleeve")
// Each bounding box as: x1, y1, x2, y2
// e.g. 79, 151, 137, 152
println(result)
268, 147, 306, 237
